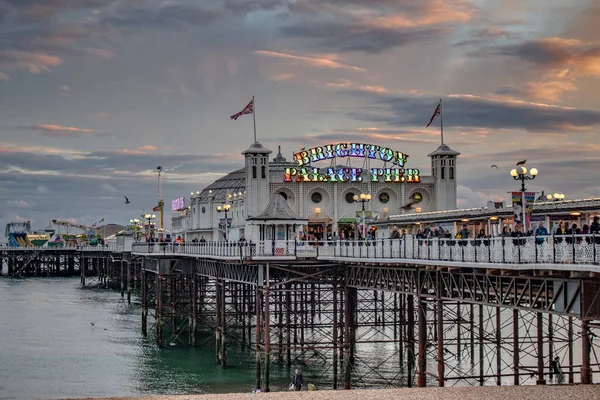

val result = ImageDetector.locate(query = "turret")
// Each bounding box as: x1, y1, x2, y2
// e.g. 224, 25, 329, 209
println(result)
428, 144, 460, 211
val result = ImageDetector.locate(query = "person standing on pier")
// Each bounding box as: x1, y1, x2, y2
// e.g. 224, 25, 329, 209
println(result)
291, 368, 303, 391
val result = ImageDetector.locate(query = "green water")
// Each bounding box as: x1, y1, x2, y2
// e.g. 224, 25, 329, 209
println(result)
0, 277, 294, 400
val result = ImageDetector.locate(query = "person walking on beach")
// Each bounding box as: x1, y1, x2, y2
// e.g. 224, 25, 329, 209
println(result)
291, 368, 303, 391
551, 356, 565, 384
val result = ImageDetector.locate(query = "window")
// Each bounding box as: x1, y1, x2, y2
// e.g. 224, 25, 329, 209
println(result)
252, 158, 257, 165
345, 192, 356, 203
202, 207, 206, 214
252, 165, 257, 178
311, 192, 322, 203
379, 192, 390, 204
441, 167, 445, 179
261, 165, 266, 178
449, 167, 454, 179
412, 192, 423, 203
261, 158, 265, 165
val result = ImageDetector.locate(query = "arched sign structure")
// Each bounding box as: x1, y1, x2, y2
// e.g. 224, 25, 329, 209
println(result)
284, 142, 421, 184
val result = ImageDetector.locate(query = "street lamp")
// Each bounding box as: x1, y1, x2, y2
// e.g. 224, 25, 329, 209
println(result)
143, 214, 156, 241
510, 166, 538, 229
546, 193, 565, 201
216, 204, 231, 241
353, 192, 372, 240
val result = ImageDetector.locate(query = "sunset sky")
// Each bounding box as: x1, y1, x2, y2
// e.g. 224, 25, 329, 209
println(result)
1, 0, 599, 231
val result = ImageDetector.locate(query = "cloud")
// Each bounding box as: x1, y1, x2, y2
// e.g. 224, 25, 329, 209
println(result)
59, 84, 71, 93
457, 185, 503, 208
254, 50, 365, 71
0, 71, 10, 81
4, 199, 32, 208
337, 90, 600, 132
472, 38, 600, 78
19, 124, 103, 137
495, 76, 576, 103
269, 73, 295, 81
5, 0, 113, 21
0, 49, 61, 75
100, 3, 223, 28
36, 185, 50, 194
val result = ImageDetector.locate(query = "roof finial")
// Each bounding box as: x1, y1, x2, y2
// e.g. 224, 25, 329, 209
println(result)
278, 145, 281, 156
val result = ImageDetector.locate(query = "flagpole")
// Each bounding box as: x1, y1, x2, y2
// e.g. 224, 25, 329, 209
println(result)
440, 98, 444, 145
252, 95, 257, 143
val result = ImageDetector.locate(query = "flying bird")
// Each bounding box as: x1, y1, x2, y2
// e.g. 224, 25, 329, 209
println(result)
516, 160, 526, 166
400, 201, 415, 211
124, 196, 131, 204
491, 165, 498, 169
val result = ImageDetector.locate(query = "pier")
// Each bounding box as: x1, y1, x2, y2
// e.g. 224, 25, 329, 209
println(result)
2, 235, 599, 391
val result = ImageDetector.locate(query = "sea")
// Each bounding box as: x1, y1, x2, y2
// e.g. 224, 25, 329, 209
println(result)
0, 277, 295, 400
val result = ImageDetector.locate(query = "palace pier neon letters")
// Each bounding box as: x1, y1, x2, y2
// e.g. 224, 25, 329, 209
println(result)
284, 167, 420, 183
285, 143, 420, 184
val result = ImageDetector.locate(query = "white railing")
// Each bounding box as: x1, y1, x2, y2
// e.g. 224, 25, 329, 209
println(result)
2, 244, 123, 252
130, 235, 600, 266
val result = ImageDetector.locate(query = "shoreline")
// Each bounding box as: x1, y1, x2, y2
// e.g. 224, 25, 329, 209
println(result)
62, 384, 600, 400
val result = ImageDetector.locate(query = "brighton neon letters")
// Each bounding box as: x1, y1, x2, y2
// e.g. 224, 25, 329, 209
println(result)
286, 143, 420, 184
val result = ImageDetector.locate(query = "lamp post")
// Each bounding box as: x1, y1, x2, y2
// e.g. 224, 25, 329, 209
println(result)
546, 193, 565, 201
353, 192, 372, 240
216, 204, 231, 241
143, 213, 156, 241
510, 166, 538, 230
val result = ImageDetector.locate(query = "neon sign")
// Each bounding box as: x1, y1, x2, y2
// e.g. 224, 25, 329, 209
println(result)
285, 143, 420, 184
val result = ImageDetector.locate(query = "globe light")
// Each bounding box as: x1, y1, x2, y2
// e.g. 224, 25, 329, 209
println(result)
217, 205, 222, 212
546, 194, 552, 200
530, 167, 538, 176
353, 194, 359, 201
510, 169, 518, 177
520, 166, 527, 175
366, 193, 372, 201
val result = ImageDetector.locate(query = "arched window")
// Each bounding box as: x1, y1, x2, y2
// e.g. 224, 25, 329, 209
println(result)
441, 167, 445, 179
252, 165, 257, 178
261, 165, 266, 179
449, 167, 454, 179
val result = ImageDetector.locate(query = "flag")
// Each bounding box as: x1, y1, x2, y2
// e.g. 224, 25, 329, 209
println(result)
152, 205, 159, 212
230, 99, 254, 120
426, 100, 441, 127
99, 218, 104, 223
92, 223, 97, 228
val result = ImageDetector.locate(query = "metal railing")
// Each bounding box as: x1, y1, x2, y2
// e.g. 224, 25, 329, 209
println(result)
130, 235, 600, 266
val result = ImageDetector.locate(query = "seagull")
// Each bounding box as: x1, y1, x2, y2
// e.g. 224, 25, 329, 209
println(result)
90, 322, 95, 327
124, 196, 131, 204
516, 160, 526, 166
400, 201, 415, 211
491, 165, 498, 169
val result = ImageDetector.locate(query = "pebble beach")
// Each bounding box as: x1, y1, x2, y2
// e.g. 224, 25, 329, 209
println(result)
65, 384, 600, 400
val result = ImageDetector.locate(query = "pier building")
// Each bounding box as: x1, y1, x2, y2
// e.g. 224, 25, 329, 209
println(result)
172, 141, 460, 242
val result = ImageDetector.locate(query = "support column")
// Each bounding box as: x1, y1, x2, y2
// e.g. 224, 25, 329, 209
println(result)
417, 293, 427, 387
496, 307, 502, 386
142, 270, 148, 337
479, 304, 484, 386
190, 274, 197, 346
436, 271, 445, 387
343, 285, 352, 390
536, 312, 546, 384
332, 274, 339, 389
215, 281, 222, 364
407, 294, 415, 387
513, 309, 519, 385
127, 261, 132, 304
156, 274, 163, 347
221, 280, 227, 368
120, 260, 124, 297
581, 319, 592, 384
255, 286, 262, 390
263, 271, 271, 392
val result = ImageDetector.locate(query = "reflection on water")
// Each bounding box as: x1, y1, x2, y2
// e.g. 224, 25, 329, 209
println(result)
0, 277, 293, 400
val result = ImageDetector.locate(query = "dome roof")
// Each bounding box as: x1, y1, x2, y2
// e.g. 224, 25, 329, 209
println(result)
196, 167, 245, 202
427, 144, 460, 157
242, 141, 272, 155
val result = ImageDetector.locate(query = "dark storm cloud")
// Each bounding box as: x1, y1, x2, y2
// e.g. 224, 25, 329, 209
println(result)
2, 0, 114, 21
99, 3, 224, 28
281, 22, 449, 53
0, 149, 241, 177
343, 91, 600, 132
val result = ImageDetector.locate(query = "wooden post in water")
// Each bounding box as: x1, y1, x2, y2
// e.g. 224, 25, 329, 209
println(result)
156, 274, 163, 347
221, 280, 227, 368
120, 259, 124, 297
417, 293, 427, 387
255, 287, 262, 390
81, 257, 86, 287
127, 261, 132, 304
437, 271, 445, 387
142, 270, 148, 337
190, 274, 197, 346
215, 280, 222, 364
263, 264, 270, 392
407, 294, 415, 387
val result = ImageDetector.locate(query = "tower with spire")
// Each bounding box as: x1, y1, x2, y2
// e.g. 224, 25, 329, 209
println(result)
242, 142, 272, 238
428, 144, 460, 211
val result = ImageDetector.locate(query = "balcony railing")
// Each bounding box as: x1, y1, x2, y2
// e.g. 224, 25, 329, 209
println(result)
129, 235, 600, 266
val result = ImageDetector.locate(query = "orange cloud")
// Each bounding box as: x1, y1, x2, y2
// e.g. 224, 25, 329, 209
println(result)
254, 50, 366, 72
118, 146, 158, 155
269, 73, 295, 82
0, 50, 61, 74
20, 124, 101, 137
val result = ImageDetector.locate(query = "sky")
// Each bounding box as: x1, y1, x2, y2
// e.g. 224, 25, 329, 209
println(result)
1, 0, 600, 233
